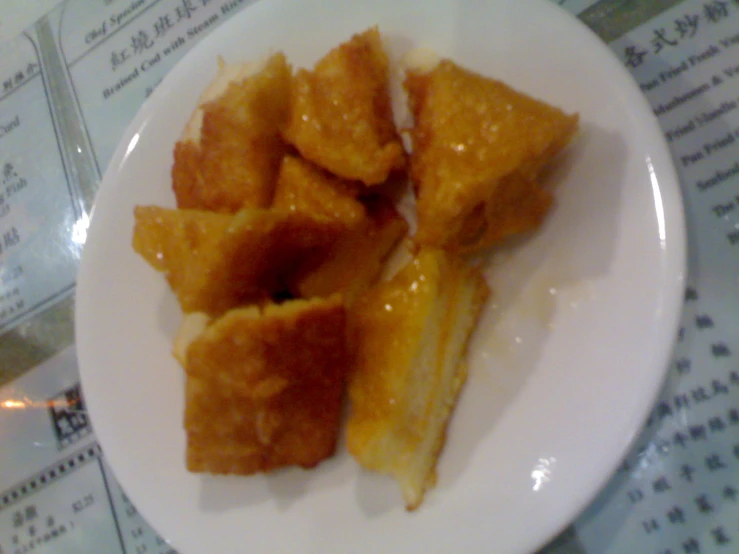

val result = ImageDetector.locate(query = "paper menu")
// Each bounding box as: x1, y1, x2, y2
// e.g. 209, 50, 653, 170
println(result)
56, 0, 256, 174
0, 34, 80, 340
0, 0, 737, 553
0, 347, 176, 554
549, 1, 739, 552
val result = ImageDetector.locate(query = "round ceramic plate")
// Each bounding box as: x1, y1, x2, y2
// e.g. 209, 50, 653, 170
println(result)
75, 0, 686, 552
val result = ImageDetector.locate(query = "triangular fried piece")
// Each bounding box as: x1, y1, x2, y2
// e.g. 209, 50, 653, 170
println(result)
346, 248, 489, 510
272, 156, 408, 301
132, 205, 233, 288
132, 206, 344, 315
184, 296, 348, 474
293, 195, 408, 302
272, 155, 366, 226
173, 52, 291, 212
406, 59, 578, 252
281, 27, 405, 185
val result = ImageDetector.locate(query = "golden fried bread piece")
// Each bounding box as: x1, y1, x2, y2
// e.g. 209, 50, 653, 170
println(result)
132, 205, 233, 287
173, 52, 291, 212
346, 248, 489, 509
272, 155, 366, 226
272, 155, 408, 300
406, 59, 578, 252
184, 296, 348, 474
132, 206, 343, 315
294, 195, 408, 302
281, 27, 405, 185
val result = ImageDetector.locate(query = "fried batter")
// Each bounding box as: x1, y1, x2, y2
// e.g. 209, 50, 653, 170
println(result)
272, 156, 408, 300
132, 205, 233, 288
132, 206, 344, 315
406, 59, 578, 252
346, 248, 489, 509
281, 27, 405, 185
173, 52, 291, 212
272, 155, 366, 225
294, 195, 408, 302
185, 296, 348, 474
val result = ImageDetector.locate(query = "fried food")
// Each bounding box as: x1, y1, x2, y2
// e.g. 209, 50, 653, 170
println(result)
172, 52, 291, 212
272, 156, 408, 300
132, 204, 233, 286
132, 30, 580, 509
184, 296, 348, 474
272, 155, 366, 225
281, 27, 405, 185
346, 248, 490, 510
132, 205, 343, 315
294, 195, 408, 302
406, 58, 579, 252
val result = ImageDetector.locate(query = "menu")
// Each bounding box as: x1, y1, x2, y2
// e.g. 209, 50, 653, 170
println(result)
0, 35, 79, 341
0, 0, 737, 553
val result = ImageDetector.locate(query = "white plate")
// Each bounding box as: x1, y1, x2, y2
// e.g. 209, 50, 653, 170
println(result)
75, 0, 686, 552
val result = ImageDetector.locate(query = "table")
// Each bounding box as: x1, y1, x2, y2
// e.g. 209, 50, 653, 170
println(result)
0, 1, 738, 552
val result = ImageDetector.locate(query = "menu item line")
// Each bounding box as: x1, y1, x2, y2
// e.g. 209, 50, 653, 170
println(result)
0, 443, 101, 514
65, 0, 162, 69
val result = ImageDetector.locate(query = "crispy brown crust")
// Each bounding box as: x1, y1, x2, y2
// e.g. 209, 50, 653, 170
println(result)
132, 205, 233, 276
290, 194, 409, 302
272, 155, 366, 225
406, 59, 578, 252
171, 141, 204, 210
132, 206, 345, 315
185, 296, 348, 474
281, 27, 405, 185
270, 155, 408, 302
171, 53, 291, 212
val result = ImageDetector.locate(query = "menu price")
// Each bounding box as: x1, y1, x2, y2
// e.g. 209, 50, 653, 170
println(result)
0, 349, 177, 554
0, 443, 176, 554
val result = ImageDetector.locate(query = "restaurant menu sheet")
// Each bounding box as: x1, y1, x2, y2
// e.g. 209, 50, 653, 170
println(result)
0, 0, 737, 552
